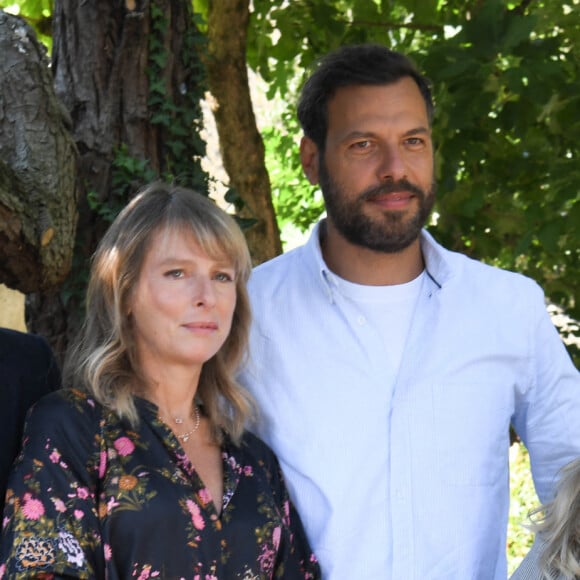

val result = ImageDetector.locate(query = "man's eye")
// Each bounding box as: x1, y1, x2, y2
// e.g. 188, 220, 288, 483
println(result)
406, 137, 424, 147
352, 140, 371, 149
164, 269, 184, 279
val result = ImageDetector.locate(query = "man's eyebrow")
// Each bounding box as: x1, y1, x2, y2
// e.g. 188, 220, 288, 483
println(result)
403, 126, 431, 137
343, 126, 431, 140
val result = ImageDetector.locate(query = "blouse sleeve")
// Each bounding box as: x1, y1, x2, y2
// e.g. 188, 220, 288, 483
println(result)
273, 464, 321, 579
0, 390, 105, 579
250, 437, 320, 579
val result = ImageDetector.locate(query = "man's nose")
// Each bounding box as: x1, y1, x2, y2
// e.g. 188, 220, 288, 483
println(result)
377, 144, 406, 182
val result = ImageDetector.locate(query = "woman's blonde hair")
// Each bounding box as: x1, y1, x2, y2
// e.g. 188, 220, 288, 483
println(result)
529, 458, 580, 579
65, 182, 254, 444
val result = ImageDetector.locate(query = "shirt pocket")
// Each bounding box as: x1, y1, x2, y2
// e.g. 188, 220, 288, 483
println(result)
432, 380, 513, 486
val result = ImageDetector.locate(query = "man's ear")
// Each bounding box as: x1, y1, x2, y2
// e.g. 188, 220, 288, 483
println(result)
300, 136, 320, 185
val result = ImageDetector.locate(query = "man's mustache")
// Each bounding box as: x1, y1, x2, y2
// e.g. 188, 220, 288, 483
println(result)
360, 178, 425, 201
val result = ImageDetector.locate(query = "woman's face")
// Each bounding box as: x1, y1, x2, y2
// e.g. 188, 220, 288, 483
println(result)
128, 227, 237, 377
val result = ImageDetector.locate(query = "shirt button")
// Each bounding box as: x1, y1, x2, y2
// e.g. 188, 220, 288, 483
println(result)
357, 315, 366, 325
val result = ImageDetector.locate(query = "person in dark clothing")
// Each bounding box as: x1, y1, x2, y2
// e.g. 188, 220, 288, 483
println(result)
0, 327, 61, 514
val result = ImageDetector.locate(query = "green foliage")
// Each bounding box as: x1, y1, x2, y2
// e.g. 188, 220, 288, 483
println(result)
0, 0, 52, 48
87, 144, 158, 224
262, 112, 325, 232
246, 0, 580, 362
147, 0, 209, 194
508, 443, 536, 574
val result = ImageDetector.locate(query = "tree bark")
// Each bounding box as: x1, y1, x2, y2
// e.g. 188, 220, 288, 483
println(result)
0, 11, 78, 294
206, 0, 282, 264
26, 0, 202, 363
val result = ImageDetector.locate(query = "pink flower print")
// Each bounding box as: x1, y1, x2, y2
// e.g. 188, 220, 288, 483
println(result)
77, 487, 89, 499
282, 499, 291, 526
198, 487, 212, 505
186, 500, 205, 530
49, 449, 61, 463
98, 451, 107, 478
52, 498, 66, 513
243, 465, 253, 476
21, 494, 44, 520
104, 544, 112, 561
107, 497, 120, 513
136, 564, 154, 580
114, 437, 135, 456
272, 525, 281, 550
0, 563, 5, 579
3, 515, 9, 529
258, 541, 276, 572
74, 509, 84, 520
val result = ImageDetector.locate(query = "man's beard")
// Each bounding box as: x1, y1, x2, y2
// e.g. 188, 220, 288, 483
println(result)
318, 160, 436, 254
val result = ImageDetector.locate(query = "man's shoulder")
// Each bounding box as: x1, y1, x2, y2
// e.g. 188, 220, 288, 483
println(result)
249, 244, 309, 293
0, 327, 50, 355
455, 250, 542, 293
426, 233, 542, 296
0, 328, 61, 392
252, 244, 305, 274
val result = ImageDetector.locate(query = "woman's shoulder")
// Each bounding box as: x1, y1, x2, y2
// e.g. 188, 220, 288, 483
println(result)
32, 387, 101, 416
25, 388, 104, 443
234, 430, 283, 479
239, 430, 276, 458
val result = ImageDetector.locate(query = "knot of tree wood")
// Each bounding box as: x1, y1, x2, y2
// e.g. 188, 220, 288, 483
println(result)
38, 206, 54, 247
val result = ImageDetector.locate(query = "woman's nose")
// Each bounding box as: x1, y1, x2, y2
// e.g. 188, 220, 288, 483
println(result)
192, 276, 216, 308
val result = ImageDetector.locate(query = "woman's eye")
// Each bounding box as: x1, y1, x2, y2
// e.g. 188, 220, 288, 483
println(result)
164, 269, 184, 279
214, 271, 234, 283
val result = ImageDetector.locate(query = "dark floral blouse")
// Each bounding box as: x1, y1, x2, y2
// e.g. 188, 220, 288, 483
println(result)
0, 389, 320, 579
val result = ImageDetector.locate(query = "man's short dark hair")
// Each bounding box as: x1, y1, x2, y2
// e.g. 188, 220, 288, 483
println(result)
297, 44, 434, 151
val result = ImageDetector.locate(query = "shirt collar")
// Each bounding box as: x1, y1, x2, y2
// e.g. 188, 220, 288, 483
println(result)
303, 220, 339, 303
304, 220, 453, 302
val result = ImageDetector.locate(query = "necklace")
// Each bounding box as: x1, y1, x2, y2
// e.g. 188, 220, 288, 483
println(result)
163, 405, 201, 443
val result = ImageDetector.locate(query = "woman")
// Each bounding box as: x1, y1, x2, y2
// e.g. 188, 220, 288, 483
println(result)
0, 183, 320, 579
511, 458, 580, 580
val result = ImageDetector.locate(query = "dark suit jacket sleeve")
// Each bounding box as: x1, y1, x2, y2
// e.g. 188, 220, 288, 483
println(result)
0, 328, 62, 514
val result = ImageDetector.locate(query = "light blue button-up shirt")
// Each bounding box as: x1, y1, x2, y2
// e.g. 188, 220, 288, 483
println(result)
239, 222, 580, 579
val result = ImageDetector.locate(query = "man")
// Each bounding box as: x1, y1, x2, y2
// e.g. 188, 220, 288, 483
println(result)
0, 327, 61, 513
239, 44, 580, 578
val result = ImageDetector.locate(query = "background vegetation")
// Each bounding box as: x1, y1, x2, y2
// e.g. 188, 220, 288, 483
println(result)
0, 0, 576, 569
241, 0, 580, 363
2, 0, 578, 360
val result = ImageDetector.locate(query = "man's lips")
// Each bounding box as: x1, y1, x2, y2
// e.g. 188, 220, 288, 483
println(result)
367, 191, 415, 209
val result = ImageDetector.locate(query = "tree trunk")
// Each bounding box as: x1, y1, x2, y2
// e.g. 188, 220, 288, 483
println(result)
0, 11, 78, 295
206, 0, 282, 264
26, 0, 205, 364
